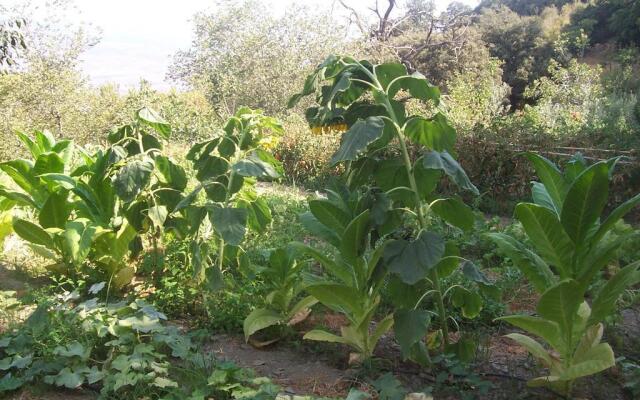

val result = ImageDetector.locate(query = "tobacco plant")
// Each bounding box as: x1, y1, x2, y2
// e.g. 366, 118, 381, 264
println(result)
289, 56, 493, 362
177, 107, 283, 291
489, 153, 640, 396
0, 108, 188, 288
293, 185, 396, 362
242, 246, 317, 344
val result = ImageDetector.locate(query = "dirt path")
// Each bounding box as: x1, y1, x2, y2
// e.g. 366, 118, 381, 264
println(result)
206, 333, 351, 397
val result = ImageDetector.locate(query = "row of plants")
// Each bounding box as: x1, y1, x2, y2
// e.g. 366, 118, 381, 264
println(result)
243, 55, 640, 397
0, 55, 639, 399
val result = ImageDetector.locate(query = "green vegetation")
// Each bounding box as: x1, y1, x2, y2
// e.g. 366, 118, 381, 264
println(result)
489, 153, 640, 395
0, 0, 639, 399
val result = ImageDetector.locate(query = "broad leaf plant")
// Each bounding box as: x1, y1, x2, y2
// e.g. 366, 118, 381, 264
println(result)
489, 153, 640, 396
177, 107, 283, 291
289, 55, 495, 363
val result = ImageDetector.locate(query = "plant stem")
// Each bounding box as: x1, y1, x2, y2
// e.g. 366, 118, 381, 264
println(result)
362, 62, 451, 348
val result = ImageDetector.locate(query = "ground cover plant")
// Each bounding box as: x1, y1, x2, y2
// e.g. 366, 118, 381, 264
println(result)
0, 285, 280, 399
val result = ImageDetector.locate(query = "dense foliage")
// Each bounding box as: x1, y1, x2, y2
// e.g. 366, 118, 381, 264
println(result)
0, 0, 639, 398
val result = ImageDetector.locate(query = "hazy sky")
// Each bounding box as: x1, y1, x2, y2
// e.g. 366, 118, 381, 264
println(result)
42, 0, 480, 91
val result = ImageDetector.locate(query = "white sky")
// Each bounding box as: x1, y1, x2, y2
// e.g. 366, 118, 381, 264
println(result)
9, 0, 480, 91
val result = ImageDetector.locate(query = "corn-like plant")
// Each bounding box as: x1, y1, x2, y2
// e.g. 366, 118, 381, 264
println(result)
489, 153, 640, 396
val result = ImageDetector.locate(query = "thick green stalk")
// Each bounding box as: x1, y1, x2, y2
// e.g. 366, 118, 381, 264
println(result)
361, 64, 451, 347
396, 129, 450, 347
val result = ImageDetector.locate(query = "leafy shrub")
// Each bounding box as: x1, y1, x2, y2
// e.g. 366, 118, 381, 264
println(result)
288, 55, 499, 365
445, 58, 510, 134
293, 186, 397, 362
178, 107, 283, 292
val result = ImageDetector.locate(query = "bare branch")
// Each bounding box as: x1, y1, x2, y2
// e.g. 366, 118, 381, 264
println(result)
336, 0, 368, 36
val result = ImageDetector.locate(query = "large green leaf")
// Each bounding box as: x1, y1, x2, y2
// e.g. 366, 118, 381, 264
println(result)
451, 286, 483, 318
232, 153, 280, 180
305, 283, 362, 317
299, 211, 341, 247
63, 219, 97, 266
384, 231, 445, 284
147, 205, 168, 230
505, 333, 555, 368
525, 153, 566, 213
303, 329, 349, 344
514, 203, 573, 277
487, 233, 555, 293
589, 261, 640, 325
561, 343, 614, 380
339, 210, 370, 263
137, 107, 171, 139
39, 190, 70, 228
404, 113, 455, 153
16, 131, 41, 158
195, 156, 229, 181
0, 187, 36, 208
537, 280, 582, 335
209, 207, 247, 246
421, 151, 478, 194
393, 309, 430, 359
33, 152, 64, 176
240, 197, 272, 233
374, 63, 408, 90
113, 159, 154, 203
243, 308, 283, 341
154, 156, 187, 190
499, 315, 565, 353
387, 72, 440, 104
590, 192, 640, 245
330, 117, 385, 165
560, 162, 609, 246
12, 218, 54, 248
35, 130, 56, 151
290, 242, 352, 284
531, 181, 558, 214
430, 198, 474, 231
309, 199, 349, 235
0, 159, 38, 194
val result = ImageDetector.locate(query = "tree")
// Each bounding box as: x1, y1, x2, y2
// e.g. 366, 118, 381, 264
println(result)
476, 6, 555, 107
476, 0, 582, 16
339, 0, 479, 81
571, 0, 640, 46
169, 0, 352, 116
